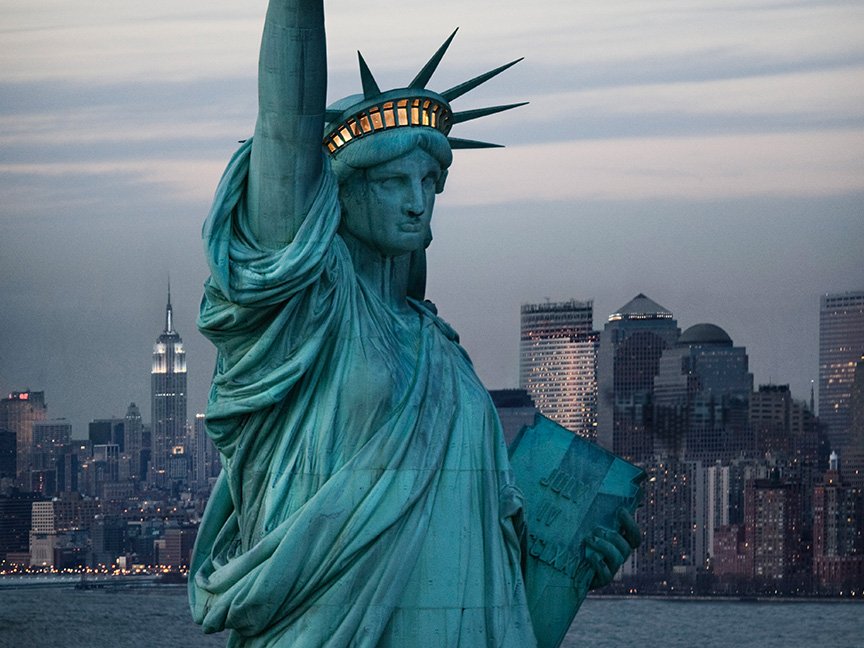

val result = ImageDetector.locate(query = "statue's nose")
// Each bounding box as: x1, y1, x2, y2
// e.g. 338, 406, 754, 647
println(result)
405, 180, 425, 217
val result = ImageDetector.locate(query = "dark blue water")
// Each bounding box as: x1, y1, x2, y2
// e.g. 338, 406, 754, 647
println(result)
0, 587, 861, 648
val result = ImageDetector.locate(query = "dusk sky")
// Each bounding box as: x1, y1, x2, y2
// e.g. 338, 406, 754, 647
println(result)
1, 0, 863, 436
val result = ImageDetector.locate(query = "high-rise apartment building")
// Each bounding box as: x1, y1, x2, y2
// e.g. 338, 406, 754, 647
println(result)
819, 291, 864, 451
519, 299, 598, 438
597, 294, 680, 461
744, 475, 806, 582
0, 390, 47, 486
150, 289, 187, 485
812, 453, 864, 588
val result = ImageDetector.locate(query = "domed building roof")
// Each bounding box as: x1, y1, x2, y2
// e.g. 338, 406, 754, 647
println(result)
679, 323, 733, 346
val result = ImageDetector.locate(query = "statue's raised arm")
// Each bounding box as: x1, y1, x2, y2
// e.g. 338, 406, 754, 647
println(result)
247, 0, 327, 248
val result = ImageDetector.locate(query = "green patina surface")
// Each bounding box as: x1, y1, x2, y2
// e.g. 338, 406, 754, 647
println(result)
188, 2, 641, 646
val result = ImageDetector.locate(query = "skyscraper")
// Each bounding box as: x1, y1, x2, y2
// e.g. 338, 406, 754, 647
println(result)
519, 299, 598, 438
819, 290, 864, 451
653, 323, 753, 461
0, 390, 47, 486
596, 294, 680, 461
150, 288, 187, 485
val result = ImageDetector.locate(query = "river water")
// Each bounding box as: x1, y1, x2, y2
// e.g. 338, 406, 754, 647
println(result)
0, 587, 861, 648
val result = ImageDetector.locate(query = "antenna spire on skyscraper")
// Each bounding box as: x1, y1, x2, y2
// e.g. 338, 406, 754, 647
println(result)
166, 277, 174, 334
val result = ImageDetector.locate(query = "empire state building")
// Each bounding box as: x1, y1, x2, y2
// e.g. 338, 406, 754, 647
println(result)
151, 288, 187, 483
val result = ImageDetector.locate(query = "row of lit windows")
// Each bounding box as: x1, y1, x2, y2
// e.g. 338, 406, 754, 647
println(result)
324, 98, 451, 153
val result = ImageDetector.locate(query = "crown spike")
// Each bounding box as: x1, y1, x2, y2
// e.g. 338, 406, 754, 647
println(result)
441, 58, 524, 102
410, 28, 459, 89
452, 102, 528, 124
357, 52, 381, 99
447, 137, 504, 149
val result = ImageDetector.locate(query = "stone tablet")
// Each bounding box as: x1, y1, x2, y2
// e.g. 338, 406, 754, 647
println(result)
509, 414, 646, 648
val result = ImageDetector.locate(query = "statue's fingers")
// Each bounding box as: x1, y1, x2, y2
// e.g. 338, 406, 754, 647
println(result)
586, 535, 625, 569
598, 528, 632, 560
586, 550, 613, 588
617, 508, 642, 549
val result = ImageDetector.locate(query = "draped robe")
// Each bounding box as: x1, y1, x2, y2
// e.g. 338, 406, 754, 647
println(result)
189, 140, 538, 647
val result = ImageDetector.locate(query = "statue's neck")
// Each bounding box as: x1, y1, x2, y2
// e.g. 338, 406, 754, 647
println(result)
341, 232, 413, 314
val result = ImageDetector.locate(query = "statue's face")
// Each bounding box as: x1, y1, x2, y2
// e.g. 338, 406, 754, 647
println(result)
339, 148, 441, 257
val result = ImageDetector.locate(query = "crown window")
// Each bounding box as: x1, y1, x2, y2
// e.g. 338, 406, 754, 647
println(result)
369, 107, 384, 130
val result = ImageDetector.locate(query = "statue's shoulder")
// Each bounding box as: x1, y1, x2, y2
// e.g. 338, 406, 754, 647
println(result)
408, 298, 460, 343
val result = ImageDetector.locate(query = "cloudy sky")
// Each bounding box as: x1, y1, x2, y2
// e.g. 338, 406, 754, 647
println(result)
1, 0, 862, 436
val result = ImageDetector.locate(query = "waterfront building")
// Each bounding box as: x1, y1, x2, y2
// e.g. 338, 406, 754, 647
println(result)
712, 524, 749, 581
653, 323, 753, 462
819, 290, 864, 451
0, 390, 47, 486
150, 288, 187, 486
744, 474, 807, 582
597, 294, 680, 462
162, 526, 198, 569
812, 452, 864, 589
29, 500, 56, 567
519, 299, 598, 438
631, 457, 706, 579
91, 514, 128, 567
0, 489, 44, 563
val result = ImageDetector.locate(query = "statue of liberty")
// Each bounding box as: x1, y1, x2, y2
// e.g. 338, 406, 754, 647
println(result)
188, 1, 639, 646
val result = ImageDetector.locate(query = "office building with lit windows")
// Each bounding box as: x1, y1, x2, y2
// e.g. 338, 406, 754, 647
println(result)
819, 290, 864, 451
150, 289, 187, 485
519, 299, 598, 438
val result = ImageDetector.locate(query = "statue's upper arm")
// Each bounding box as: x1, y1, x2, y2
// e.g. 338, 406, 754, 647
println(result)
246, 1, 327, 249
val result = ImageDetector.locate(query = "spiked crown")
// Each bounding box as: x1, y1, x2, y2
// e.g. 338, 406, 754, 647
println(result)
323, 29, 525, 155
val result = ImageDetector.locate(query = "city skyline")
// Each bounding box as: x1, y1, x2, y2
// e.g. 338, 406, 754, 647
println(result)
2, 1, 863, 434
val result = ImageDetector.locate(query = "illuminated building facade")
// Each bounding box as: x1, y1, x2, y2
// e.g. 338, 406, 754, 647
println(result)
597, 294, 679, 462
519, 299, 598, 438
819, 291, 864, 452
812, 454, 864, 588
0, 390, 47, 486
150, 289, 187, 485
744, 475, 806, 582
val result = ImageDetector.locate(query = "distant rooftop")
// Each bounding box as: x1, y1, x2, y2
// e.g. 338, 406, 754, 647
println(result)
679, 323, 733, 346
608, 293, 673, 322
489, 389, 536, 409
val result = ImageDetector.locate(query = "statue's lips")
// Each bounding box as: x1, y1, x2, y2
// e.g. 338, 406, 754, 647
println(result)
398, 222, 425, 232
